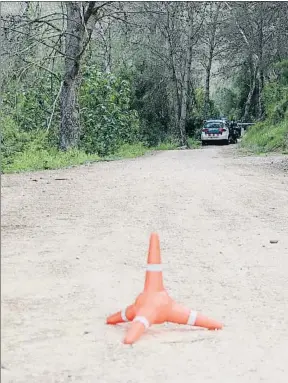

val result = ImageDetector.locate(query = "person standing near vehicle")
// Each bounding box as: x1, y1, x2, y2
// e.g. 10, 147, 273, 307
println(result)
229, 120, 238, 143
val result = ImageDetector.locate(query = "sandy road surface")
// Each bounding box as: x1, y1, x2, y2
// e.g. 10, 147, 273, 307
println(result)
2, 146, 288, 383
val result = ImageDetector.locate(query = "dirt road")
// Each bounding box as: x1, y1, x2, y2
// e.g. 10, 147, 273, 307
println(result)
2, 146, 288, 383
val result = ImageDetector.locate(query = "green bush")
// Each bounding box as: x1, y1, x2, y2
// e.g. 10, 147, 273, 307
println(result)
0, 114, 51, 169
214, 87, 241, 121
129, 60, 171, 147
79, 67, 140, 156
1, 115, 30, 165
263, 82, 288, 124
241, 60, 288, 154
241, 119, 288, 153
2, 76, 61, 134
188, 137, 201, 148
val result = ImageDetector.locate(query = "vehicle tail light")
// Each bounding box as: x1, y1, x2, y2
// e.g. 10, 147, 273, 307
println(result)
219, 128, 226, 133
202, 128, 208, 133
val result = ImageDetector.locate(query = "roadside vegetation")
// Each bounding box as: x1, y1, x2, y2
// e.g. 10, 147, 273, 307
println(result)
1, 2, 287, 174
241, 120, 288, 154
241, 60, 288, 154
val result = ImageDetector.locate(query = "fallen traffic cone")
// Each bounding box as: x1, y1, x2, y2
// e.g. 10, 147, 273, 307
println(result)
106, 233, 223, 344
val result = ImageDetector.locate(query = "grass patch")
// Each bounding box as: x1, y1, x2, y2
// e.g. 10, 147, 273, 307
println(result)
1, 143, 150, 174
241, 119, 288, 154
152, 137, 201, 150
188, 137, 201, 148
1, 138, 201, 174
155, 140, 178, 150
107, 142, 149, 160
1, 148, 101, 173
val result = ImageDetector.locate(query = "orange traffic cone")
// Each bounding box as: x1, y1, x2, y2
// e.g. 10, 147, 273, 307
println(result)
106, 304, 136, 325
106, 233, 223, 344
144, 232, 164, 292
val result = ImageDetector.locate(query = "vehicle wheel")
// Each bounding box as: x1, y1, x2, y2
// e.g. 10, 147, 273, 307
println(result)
201, 141, 207, 146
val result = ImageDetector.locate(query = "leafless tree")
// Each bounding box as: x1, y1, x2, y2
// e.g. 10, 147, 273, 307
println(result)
198, 3, 227, 118
225, 1, 283, 121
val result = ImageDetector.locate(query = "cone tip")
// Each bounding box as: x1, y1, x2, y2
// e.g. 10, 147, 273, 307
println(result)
147, 232, 161, 264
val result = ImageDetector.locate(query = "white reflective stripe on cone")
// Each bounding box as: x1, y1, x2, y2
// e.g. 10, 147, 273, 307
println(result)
146, 264, 162, 272
121, 308, 128, 322
133, 316, 150, 329
187, 310, 197, 326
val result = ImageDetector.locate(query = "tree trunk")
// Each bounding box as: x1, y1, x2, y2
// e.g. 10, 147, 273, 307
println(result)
189, 79, 197, 110
203, 53, 212, 119
166, 28, 182, 121
105, 24, 112, 73
258, 63, 264, 120
243, 59, 258, 122
203, 3, 220, 119
164, 3, 182, 122
257, 8, 264, 120
59, 2, 84, 151
0, 1, 3, 111
178, 9, 193, 147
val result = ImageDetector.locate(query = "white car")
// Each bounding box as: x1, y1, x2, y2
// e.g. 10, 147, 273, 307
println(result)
201, 119, 230, 146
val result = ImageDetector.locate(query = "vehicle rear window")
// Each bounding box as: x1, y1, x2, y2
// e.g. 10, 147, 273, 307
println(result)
204, 122, 223, 129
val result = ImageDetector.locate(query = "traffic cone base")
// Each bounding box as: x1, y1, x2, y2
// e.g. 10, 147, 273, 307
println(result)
106, 233, 223, 344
